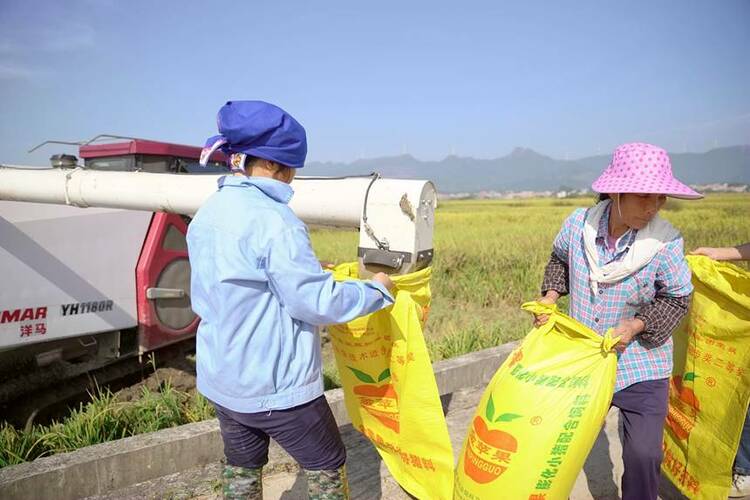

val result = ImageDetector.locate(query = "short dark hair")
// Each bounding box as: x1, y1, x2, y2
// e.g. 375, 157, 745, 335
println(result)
245, 156, 293, 178
597, 193, 610, 202
244, 155, 262, 169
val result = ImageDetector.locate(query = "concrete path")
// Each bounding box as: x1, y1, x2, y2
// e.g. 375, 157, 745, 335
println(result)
84, 385, 691, 500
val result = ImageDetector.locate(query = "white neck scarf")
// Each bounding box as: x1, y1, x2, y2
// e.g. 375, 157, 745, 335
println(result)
583, 200, 678, 294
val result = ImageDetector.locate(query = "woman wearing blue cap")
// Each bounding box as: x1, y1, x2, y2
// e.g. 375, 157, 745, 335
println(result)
187, 101, 395, 499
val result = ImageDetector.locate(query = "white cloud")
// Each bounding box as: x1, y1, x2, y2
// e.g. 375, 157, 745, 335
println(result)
37, 24, 96, 52
0, 63, 34, 81
0, 17, 96, 83
78, 0, 117, 8
0, 22, 96, 56
0, 41, 17, 54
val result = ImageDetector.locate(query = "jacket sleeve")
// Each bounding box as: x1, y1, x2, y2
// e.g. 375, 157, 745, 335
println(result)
551, 209, 582, 262
635, 237, 693, 347
540, 209, 582, 296
541, 252, 570, 296
636, 295, 691, 347
264, 225, 394, 326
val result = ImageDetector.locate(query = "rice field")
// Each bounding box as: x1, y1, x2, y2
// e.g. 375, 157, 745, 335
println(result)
311, 193, 750, 363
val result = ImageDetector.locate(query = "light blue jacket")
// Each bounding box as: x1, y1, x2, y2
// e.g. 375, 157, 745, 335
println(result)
186, 176, 394, 413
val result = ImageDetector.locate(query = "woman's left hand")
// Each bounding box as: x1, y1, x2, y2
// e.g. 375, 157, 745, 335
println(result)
612, 318, 645, 352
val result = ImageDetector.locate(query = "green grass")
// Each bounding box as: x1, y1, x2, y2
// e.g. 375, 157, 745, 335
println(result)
0, 383, 215, 468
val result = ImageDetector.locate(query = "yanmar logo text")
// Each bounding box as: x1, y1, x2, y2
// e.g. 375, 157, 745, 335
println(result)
1, 307, 47, 324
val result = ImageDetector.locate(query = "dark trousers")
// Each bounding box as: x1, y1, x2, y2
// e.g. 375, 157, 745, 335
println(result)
213, 395, 346, 471
611, 378, 669, 500
734, 408, 750, 474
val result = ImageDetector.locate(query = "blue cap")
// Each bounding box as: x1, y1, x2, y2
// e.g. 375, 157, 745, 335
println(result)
199, 100, 307, 169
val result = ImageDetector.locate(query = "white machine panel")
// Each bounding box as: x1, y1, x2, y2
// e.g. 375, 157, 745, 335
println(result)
0, 202, 152, 349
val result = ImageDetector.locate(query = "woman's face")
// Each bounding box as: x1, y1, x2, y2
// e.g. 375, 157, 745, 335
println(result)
611, 193, 667, 230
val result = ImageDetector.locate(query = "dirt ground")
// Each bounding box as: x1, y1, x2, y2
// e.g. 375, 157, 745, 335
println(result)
115, 331, 336, 403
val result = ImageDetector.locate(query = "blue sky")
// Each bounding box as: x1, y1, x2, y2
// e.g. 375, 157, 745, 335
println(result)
1, 0, 748, 166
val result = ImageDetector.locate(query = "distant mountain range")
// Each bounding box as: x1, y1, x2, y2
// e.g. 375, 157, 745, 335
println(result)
305, 145, 750, 193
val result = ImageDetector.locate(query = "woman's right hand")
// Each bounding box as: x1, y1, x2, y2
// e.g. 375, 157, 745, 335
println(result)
533, 292, 559, 327
372, 272, 395, 291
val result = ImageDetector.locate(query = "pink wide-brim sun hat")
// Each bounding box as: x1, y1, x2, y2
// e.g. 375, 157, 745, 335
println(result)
592, 142, 703, 200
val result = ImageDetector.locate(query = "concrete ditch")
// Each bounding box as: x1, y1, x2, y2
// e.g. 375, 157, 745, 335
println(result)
0, 342, 518, 499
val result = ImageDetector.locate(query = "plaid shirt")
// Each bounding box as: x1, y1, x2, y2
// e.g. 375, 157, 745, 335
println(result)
542, 202, 693, 391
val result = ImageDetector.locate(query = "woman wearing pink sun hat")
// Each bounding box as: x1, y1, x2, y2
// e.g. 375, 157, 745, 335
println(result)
591, 142, 703, 200
534, 142, 701, 500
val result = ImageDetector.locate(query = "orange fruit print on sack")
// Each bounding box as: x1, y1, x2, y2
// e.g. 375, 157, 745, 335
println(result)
666, 372, 700, 441
349, 367, 400, 433
464, 394, 521, 483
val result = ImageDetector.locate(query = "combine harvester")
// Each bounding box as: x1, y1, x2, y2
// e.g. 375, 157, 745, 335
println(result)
0, 136, 436, 424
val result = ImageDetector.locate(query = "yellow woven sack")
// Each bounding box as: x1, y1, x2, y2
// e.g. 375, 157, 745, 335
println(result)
329, 263, 454, 499
454, 302, 617, 500
663, 255, 750, 499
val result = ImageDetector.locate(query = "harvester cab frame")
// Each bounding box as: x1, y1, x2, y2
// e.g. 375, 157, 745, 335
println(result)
31, 134, 229, 174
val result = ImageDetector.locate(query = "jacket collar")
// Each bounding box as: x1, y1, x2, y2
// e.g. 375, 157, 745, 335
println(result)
217, 175, 294, 204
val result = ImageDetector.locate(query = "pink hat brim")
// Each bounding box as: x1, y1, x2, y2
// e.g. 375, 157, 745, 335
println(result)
592, 174, 703, 200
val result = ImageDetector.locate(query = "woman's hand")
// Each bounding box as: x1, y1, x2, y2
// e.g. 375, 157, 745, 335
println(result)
372, 272, 395, 291
533, 291, 560, 327
690, 245, 749, 262
612, 318, 645, 352
690, 247, 733, 261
